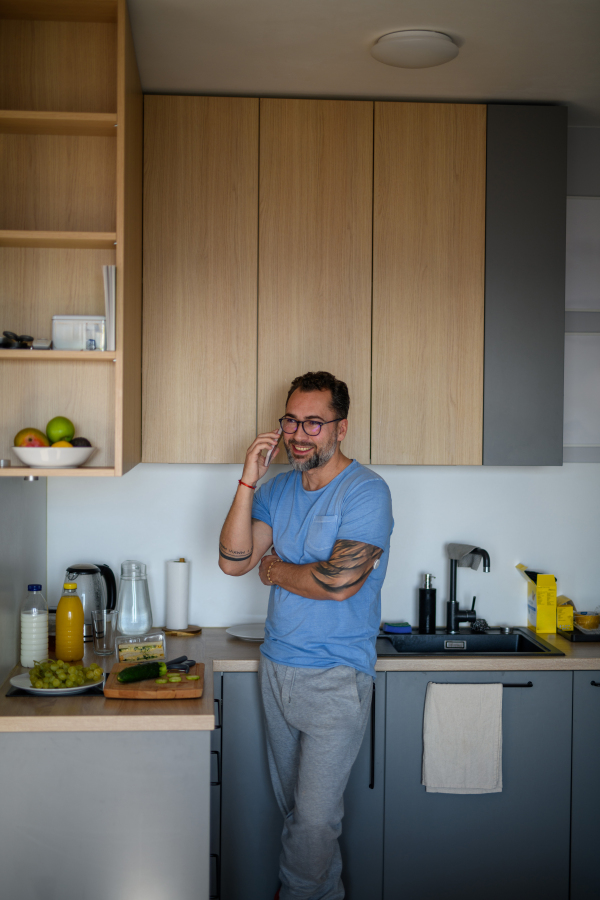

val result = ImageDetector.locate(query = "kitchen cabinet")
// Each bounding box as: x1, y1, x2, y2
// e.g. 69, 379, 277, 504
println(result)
257, 99, 373, 464
0, 731, 211, 900
371, 103, 487, 466
570, 672, 600, 900
384, 671, 572, 900
218, 671, 385, 900
143, 95, 259, 464
142, 98, 566, 467
0, 0, 143, 477
483, 105, 567, 465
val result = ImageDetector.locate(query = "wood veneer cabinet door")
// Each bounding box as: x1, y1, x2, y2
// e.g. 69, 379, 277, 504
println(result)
143, 96, 259, 463
372, 103, 486, 465
257, 99, 373, 464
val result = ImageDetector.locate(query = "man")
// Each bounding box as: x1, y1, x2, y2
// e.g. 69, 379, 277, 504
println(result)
219, 371, 393, 900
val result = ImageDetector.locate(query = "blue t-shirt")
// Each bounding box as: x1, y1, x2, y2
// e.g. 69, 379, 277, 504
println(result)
251, 460, 393, 677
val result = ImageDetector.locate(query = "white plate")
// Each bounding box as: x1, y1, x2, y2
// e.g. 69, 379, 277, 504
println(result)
10, 673, 104, 696
11, 446, 95, 468
226, 623, 265, 642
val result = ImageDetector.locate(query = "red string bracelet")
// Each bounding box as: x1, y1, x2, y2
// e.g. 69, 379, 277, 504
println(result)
238, 480, 256, 490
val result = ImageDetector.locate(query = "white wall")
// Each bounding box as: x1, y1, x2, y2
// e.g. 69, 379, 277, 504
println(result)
47, 461, 600, 630
0, 478, 47, 685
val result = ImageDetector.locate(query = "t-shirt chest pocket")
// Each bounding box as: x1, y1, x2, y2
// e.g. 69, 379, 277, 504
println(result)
305, 515, 339, 559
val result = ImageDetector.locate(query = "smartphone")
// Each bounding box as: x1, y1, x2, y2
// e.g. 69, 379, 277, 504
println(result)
264, 426, 282, 466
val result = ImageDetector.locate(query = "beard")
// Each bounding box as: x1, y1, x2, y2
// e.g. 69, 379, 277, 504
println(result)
285, 428, 338, 472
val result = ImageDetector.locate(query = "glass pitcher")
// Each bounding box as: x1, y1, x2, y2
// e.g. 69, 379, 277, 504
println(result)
116, 560, 153, 635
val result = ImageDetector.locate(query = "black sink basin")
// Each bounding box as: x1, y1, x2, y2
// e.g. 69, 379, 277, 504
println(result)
376, 628, 564, 656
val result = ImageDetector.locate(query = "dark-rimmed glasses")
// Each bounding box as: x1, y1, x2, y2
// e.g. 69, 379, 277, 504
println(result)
279, 416, 343, 437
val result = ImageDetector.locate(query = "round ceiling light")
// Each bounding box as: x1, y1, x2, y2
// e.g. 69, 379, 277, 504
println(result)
371, 30, 459, 69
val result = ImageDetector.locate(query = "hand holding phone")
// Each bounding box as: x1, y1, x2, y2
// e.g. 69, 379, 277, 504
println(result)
264, 426, 282, 467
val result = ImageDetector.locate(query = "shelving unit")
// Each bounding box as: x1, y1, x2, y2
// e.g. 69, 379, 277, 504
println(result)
0, 350, 119, 361
0, 0, 142, 476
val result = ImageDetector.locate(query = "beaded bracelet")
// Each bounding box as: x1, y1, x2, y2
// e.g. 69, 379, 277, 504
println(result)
267, 560, 277, 584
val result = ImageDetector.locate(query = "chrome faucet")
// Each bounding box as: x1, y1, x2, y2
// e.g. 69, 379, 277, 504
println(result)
446, 547, 490, 634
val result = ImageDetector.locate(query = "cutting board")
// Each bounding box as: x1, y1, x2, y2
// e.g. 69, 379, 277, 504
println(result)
103, 662, 204, 700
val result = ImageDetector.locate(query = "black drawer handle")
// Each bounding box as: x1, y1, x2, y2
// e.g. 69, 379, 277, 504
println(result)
369, 681, 376, 790
214, 698, 222, 728
591, 681, 600, 687
503, 682, 533, 688
210, 853, 220, 899
211, 750, 221, 786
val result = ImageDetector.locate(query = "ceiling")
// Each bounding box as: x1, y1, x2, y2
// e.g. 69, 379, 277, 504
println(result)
128, 0, 600, 126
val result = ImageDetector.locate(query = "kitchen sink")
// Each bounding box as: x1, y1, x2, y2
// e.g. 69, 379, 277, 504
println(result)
376, 628, 564, 656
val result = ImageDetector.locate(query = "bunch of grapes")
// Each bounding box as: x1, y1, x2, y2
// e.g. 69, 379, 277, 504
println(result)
29, 660, 103, 689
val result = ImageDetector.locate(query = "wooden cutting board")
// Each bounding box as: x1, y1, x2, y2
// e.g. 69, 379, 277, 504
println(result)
103, 662, 204, 700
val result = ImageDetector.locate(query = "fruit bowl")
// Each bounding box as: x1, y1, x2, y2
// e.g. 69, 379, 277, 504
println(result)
11, 446, 95, 468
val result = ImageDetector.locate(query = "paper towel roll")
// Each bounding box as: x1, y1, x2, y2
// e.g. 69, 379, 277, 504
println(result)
166, 559, 190, 630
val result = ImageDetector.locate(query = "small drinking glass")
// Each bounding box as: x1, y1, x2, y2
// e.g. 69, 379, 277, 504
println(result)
91, 609, 117, 656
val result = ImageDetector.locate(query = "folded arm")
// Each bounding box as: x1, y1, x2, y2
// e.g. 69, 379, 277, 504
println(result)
259, 539, 383, 601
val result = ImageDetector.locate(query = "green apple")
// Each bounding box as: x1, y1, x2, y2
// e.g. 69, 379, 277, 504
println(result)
14, 427, 50, 448
46, 416, 75, 444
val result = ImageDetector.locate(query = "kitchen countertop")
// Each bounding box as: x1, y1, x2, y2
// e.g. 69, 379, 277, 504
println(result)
1, 627, 599, 733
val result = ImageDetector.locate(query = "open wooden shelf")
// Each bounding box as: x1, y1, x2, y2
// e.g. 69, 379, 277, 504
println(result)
0, 350, 119, 361
0, 110, 117, 136
0, 230, 116, 249
0, 466, 115, 477
0, 1, 117, 22
0, 0, 142, 478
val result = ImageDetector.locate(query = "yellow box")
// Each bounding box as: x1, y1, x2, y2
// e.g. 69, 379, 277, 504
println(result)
516, 564, 557, 634
556, 596, 574, 631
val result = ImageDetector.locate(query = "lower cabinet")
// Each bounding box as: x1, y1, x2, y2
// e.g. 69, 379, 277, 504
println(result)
215, 669, 581, 900
571, 671, 600, 900
384, 671, 572, 900
218, 671, 385, 900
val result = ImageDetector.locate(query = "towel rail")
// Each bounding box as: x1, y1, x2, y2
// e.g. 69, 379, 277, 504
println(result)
430, 681, 534, 688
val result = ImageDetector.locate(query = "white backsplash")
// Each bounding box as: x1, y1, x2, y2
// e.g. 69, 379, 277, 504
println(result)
46, 462, 600, 630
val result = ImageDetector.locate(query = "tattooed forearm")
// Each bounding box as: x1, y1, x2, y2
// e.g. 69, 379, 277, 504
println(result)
219, 541, 253, 562
311, 540, 383, 593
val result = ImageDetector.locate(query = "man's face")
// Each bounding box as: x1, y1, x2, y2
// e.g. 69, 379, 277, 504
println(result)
283, 389, 346, 472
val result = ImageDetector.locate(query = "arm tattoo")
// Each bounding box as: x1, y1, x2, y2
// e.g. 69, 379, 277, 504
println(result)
311, 540, 383, 594
219, 541, 253, 562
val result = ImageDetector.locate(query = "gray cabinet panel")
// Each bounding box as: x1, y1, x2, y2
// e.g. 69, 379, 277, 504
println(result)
384, 671, 572, 900
220, 671, 385, 900
221, 672, 282, 900
484, 105, 567, 465
571, 672, 600, 900
0, 732, 211, 900
338, 673, 385, 900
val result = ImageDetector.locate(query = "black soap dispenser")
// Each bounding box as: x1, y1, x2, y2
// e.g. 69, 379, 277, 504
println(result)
418, 574, 437, 634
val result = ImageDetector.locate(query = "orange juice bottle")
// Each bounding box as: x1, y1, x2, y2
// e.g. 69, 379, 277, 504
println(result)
55, 583, 84, 662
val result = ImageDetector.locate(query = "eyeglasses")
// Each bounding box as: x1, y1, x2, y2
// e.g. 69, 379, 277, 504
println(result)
279, 416, 343, 436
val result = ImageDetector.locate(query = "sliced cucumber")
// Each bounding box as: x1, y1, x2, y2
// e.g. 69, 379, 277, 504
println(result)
168, 676, 182, 683
186, 675, 200, 681
155, 678, 168, 684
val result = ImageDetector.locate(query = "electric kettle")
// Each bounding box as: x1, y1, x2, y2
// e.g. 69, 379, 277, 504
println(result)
63, 563, 117, 642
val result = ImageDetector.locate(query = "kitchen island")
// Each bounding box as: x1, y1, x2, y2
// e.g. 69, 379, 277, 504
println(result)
1, 629, 599, 900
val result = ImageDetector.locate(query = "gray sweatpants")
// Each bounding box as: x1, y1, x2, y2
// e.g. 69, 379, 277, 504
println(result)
258, 656, 373, 900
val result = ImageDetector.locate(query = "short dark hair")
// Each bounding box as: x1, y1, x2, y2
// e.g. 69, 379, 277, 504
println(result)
286, 371, 350, 420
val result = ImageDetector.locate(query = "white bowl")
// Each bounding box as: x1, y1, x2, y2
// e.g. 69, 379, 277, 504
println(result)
11, 446, 95, 468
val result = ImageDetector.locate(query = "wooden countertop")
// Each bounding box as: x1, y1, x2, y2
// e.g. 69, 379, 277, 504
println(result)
1, 628, 599, 733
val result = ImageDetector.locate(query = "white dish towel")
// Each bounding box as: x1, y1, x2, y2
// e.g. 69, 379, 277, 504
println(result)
422, 682, 503, 794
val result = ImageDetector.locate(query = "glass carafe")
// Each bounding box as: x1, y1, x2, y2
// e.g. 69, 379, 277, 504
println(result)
116, 560, 153, 635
